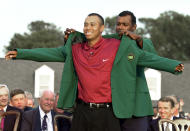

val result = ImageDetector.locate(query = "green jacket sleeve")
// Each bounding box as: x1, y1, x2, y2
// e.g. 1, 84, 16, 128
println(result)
142, 38, 157, 54
16, 46, 66, 62
137, 48, 182, 74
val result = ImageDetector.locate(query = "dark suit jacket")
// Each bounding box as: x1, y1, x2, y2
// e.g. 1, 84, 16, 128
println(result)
4, 105, 23, 131
149, 117, 180, 131
23, 106, 33, 112
21, 107, 55, 131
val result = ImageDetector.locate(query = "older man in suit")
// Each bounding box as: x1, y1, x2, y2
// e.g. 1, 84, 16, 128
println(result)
0, 84, 23, 131
21, 90, 55, 131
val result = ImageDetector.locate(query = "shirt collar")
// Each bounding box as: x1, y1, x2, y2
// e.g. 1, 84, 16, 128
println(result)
1, 105, 7, 112
83, 37, 104, 50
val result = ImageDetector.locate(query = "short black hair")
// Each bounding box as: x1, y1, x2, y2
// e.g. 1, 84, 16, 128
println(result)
158, 96, 175, 108
88, 13, 104, 25
118, 11, 136, 25
10, 89, 25, 99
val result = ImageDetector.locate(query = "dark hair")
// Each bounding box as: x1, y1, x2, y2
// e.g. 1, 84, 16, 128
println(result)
10, 89, 25, 99
158, 96, 175, 108
88, 13, 104, 25
118, 11, 136, 25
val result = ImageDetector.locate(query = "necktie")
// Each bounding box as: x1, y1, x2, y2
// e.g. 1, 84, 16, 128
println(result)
0, 109, 5, 131
42, 114, 47, 131
165, 123, 170, 131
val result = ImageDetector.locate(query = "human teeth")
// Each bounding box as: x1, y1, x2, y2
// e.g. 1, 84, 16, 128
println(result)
86, 32, 91, 35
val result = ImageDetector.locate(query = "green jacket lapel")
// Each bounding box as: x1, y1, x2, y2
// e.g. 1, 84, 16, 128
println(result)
114, 35, 135, 65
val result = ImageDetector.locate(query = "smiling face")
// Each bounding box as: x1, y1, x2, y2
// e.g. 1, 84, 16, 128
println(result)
0, 87, 9, 109
83, 15, 104, 46
39, 90, 55, 113
158, 101, 174, 119
116, 15, 136, 35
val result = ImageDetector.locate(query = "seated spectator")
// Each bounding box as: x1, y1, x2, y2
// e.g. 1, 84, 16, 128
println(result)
152, 100, 159, 120
24, 91, 35, 108
21, 90, 55, 131
54, 92, 72, 131
10, 89, 33, 111
149, 96, 178, 131
0, 84, 23, 131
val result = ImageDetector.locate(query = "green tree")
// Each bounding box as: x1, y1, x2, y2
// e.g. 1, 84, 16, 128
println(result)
105, 16, 117, 34
5, 21, 65, 51
139, 11, 190, 60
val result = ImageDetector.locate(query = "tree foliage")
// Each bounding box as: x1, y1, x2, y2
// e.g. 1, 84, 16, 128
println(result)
6, 21, 65, 51
139, 11, 190, 60
105, 16, 117, 34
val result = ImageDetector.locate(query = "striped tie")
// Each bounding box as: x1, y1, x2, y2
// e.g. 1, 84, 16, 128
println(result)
42, 114, 47, 131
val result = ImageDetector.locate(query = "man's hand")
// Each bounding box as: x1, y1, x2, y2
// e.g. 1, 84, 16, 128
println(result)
123, 31, 143, 48
175, 64, 184, 72
5, 51, 17, 60
64, 28, 76, 43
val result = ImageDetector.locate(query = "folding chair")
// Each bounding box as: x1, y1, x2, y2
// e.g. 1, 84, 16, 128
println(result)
0, 111, 20, 131
54, 114, 72, 131
173, 119, 190, 131
158, 119, 179, 131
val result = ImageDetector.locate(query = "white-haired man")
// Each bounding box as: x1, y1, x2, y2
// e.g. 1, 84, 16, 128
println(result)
0, 84, 22, 131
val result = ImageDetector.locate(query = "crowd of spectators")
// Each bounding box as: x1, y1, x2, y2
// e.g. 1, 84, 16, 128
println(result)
0, 84, 71, 131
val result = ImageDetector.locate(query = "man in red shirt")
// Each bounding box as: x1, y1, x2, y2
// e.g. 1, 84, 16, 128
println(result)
70, 13, 122, 131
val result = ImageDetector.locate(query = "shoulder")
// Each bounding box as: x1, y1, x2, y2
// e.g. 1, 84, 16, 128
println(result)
23, 107, 38, 116
142, 38, 154, 47
24, 106, 33, 112
72, 42, 82, 47
7, 105, 23, 113
104, 38, 120, 47
150, 118, 160, 125
105, 38, 120, 42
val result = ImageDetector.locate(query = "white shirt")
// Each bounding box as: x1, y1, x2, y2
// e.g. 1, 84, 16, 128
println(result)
163, 116, 174, 131
2, 106, 7, 112
39, 106, 53, 131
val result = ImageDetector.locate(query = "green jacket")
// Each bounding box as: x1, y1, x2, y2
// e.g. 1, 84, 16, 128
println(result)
16, 32, 181, 118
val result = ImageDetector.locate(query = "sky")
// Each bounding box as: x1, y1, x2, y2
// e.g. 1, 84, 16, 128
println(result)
0, 0, 189, 58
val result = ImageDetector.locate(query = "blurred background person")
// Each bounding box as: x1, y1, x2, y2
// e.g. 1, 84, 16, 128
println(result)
10, 89, 33, 112
25, 91, 35, 108
167, 95, 185, 118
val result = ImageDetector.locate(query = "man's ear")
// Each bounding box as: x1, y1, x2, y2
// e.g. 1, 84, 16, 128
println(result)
171, 107, 175, 114
100, 25, 104, 33
132, 24, 137, 32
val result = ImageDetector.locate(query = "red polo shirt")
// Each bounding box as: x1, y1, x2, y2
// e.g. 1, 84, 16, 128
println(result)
72, 37, 120, 103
